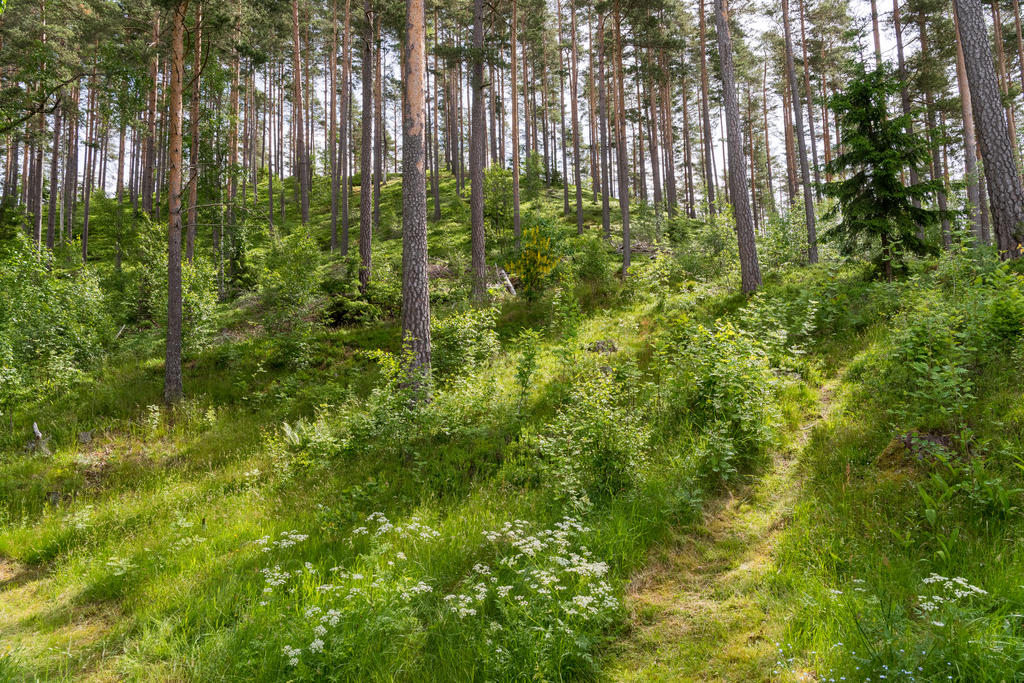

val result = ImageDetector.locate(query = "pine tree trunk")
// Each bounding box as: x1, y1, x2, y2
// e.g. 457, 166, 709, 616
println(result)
341, 0, 352, 250
648, 68, 662, 213
953, 3, 986, 244
569, 0, 583, 233
46, 105, 60, 251
954, 0, 1024, 255
329, 0, 340, 250
402, 0, 431, 377
679, 61, 694, 217
597, 16, 611, 239
558, 0, 569, 216
892, 0, 921, 210
699, 0, 716, 215
373, 20, 383, 229
186, 0, 202, 262
165, 0, 187, 405
511, 0, 521, 249
291, 0, 309, 224
917, 16, 952, 248
716, 0, 761, 292
469, 0, 487, 300
993, 0, 1020, 166
783, 0, 817, 262
431, 16, 441, 220
798, 0, 821, 197
359, 0, 375, 287
613, 0, 630, 276
142, 12, 159, 215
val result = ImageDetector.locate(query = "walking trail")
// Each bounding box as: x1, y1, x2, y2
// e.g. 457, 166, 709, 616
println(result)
604, 379, 839, 682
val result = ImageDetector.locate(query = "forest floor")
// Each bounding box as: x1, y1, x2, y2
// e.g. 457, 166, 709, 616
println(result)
604, 378, 840, 682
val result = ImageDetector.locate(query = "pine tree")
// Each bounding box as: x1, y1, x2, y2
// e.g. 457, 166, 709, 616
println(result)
822, 64, 942, 281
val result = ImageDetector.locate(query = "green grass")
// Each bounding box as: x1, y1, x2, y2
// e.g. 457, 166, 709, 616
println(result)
2, 171, 1023, 681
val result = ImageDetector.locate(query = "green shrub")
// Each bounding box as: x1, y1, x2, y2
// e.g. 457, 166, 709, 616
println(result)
258, 231, 325, 334
507, 221, 557, 300
540, 371, 648, 508
523, 151, 543, 201
656, 319, 778, 483
431, 306, 500, 380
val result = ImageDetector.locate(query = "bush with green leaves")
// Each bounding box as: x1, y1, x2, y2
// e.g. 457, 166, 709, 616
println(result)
855, 253, 1024, 431
0, 230, 112, 374
540, 370, 648, 509
431, 306, 500, 380
106, 214, 216, 350
258, 231, 325, 334
655, 319, 778, 483
523, 151, 543, 201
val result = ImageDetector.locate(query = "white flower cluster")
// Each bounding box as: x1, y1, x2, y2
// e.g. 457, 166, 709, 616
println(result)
440, 517, 617, 621
281, 645, 301, 667
253, 530, 309, 553
918, 574, 987, 614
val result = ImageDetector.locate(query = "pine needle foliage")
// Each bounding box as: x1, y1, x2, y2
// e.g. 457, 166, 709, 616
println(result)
822, 64, 946, 280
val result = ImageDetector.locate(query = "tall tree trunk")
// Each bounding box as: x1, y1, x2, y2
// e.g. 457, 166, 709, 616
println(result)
511, 0, 521, 249
892, 0, 922, 210
993, 0, 1020, 166
954, 0, 1024, 255
470, 0, 487, 299
330, 0, 340, 250
359, 0, 375, 287
613, 0, 630, 276
917, 15, 952, 248
588, 15, 599, 203
716, 0, 761, 292
186, 0, 202, 262
291, 0, 310, 223
558, 0, 570, 216
798, 0, 821, 197
569, 0, 583, 232
402, 0, 431, 380
81, 75, 95, 262
373, 18, 383, 230
46, 105, 60, 251
679, 60, 694, 217
783, 0, 817, 262
648, 67, 663, 214
953, 2, 987, 243
597, 16, 611, 238
430, 13, 441, 221
165, 0, 188, 405
699, 0, 716, 215
341, 0, 352, 252
142, 12, 159, 216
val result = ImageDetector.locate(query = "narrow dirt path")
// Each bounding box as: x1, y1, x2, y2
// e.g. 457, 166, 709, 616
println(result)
604, 380, 838, 682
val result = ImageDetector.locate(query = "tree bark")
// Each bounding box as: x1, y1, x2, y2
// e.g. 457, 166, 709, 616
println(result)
402, 0, 431, 378
359, 0, 375, 287
715, 0, 761, 292
330, 0, 340, 250
613, 0, 630, 276
470, 0, 487, 300
954, 0, 1024, 255
953, 3, 987, 244
291, 0, 310, 224
165, 0, 188, 405
783, 0, 817, 263
511, 0, 521, 249
186, 0, 202, 262
699, 0, 716, 215
568, 0, 583, 232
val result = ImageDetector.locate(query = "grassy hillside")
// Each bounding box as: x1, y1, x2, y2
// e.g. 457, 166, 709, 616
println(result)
1, 174, 1023, 681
